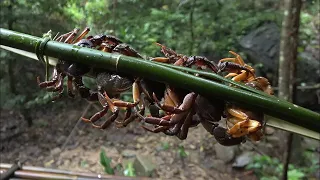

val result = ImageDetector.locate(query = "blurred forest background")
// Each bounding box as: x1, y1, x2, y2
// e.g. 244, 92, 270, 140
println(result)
0, 0, 319, 179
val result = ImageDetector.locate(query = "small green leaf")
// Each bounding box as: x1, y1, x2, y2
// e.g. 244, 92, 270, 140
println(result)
161, 142, 170, 150
123, 162, 136, 177
288, 169, 305, 180
178, 145, 188, 158
100, 149, 114, 175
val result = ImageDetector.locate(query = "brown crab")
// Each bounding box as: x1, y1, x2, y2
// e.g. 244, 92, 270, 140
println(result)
218, 51, 274, 141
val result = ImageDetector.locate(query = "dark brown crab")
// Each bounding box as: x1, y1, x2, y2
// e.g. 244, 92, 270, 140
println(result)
36, 28, 149, 129
137, 44, 235, 143
80, 39, 167, 130
137, 43, 216, 140
80, 42, 145, 129
37, 27, 124, 101
138, 44, 268, 145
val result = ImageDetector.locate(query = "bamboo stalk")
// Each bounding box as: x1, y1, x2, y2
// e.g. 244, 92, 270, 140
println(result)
0, 28, 319, 134
0, 163, 148, 180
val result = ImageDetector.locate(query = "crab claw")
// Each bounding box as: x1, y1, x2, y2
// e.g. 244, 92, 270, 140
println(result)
227, 119, 261, 138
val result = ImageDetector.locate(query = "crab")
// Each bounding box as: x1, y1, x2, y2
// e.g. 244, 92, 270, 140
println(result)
36, 28, 151, 129
138, 45, 267, 145
80, 41, 145, 129
37, 27, 123, 101
218, 51, 274, 141
80, 36, 171, 130
194, 95, 246, 146
217, 51, 255, 82
138, 43, 229, 141
152, 43, 218, 72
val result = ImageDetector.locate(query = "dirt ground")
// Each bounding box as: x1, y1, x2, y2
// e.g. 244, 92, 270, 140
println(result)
0, 98, 292, 180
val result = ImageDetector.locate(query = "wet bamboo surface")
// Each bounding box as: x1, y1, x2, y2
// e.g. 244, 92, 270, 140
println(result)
0, 163, 149, 180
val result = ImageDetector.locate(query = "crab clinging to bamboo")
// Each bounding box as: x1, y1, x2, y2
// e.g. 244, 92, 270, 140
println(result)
138, 43, 247, 144
37, 28, 147, 129
142, 45, 273, 144
37, 27, 125, 101
218, 51, 274, 142
80, 42, 145, 130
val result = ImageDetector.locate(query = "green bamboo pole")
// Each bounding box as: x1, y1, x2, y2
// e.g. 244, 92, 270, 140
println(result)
0, 28, 319, 134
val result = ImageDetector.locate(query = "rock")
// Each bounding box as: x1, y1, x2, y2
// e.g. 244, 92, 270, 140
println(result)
194, 177, 205, 180
188, 150, 200, 164
264, 127, 275, 135
44, 159, 54, 167
133, 154, 156, 177
266, 136, 280, 144
56, 135, 66, 145
240, 22, 320, 111
303, 138, 320, 149
50, 147, 61, 156
232, 152, 255, 168
214, 143, 235, 163
257, 143, 274, 155
316, 168, 320, 180
240, 22, 280, 74
121, 149, 137, 158
211, 159, 227, 172
136, 143, 142, 149
189, 144, 197, 150
63, 159, 71, 167
136, 137, 146, 144
27, 146, 41, 156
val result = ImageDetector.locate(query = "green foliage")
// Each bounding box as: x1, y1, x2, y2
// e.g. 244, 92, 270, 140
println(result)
177, 145, 188, 158
0, 0, 77, 112
299, 11, 319, 48
99, 149, 137, 176
161, 142, 170, 150
123, 161, 136, 177
100, 149, 115, 175
62, 0, 281, 58
247, 154, 319, 180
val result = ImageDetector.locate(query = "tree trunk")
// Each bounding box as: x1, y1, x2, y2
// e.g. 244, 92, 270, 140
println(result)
112, 0, 117, 35
8, 0, 17, 95
278, 0, 302, 179
188, 0, 196, 55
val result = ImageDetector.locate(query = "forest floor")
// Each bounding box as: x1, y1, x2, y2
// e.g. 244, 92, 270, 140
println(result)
0, 98, 317, 180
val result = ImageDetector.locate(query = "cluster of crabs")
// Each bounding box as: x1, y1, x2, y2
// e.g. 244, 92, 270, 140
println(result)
37, 28, 274, 146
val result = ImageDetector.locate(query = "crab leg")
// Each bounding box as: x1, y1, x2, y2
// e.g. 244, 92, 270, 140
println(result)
151, 57, 170, 63
140, 92, 196, 127
63, 29, 80, 43
219, 51, 245, 65
226, 108, 248, 120
175, 108, 195, 140
82, 92, 120, 129
72, 27, 90, 43
37, 69, 60, 88
152, 92, 187, 114
82, 81, 141, 129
